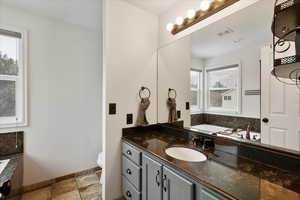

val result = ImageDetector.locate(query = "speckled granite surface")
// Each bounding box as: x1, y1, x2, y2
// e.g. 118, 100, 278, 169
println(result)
123, 126, 300, 200
0, 132, 23, 156
0, 132, 24, 198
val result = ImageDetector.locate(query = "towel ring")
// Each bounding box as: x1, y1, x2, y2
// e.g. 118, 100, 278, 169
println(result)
168, 88, 177, 99
139, 87, 151, 99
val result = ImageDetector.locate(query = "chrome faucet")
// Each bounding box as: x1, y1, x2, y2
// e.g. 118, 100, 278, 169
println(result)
246, 124, 251, 140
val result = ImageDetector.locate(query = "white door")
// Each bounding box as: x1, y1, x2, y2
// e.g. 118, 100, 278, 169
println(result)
261, 44, 300, 151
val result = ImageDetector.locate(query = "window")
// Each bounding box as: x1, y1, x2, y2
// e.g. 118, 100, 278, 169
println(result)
190, 69, 202, 112
205, 64, 241, 113
0, 28, 27, 128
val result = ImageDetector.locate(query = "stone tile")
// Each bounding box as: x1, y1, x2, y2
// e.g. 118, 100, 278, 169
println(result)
79, 184, 101, 200
21, 187, 51, 200
76, 174, 99, 189
52, 190, 81, 200
51, 178, 77, 198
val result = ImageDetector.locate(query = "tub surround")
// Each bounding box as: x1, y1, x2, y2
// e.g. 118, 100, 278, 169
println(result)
122, 125, 300, 200
191, 113, 261, 133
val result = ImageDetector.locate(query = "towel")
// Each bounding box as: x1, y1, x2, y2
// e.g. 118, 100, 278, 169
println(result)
136, 98, 150, 126
167, 98, 177, 123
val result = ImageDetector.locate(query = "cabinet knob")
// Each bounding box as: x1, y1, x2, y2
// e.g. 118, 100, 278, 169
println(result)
126, 169, 132, 175
126, 150, 132, 156
262, 118, 269, 123
163, 175, 167, 192
155, 170, 160, 187
126, 191, 132, 198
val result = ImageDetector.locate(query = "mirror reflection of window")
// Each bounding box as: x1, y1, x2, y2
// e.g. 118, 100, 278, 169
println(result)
206, 65, 240, 113
190, 69, 202, 113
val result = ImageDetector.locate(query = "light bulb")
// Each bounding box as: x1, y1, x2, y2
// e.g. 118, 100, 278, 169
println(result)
187, 9, 196, 19
166, 23, 174, 32
200, 0, 211, 11
176, 16, 184, 25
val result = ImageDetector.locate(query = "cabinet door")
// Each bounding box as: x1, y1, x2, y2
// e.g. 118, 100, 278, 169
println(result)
162, 167, 194, 200
142, 155, 163, 200
200, 188, 228, 200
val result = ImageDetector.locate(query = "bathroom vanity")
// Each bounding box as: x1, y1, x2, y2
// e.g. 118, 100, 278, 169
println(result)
121, 125, 300, 200
0, 132, 24, 199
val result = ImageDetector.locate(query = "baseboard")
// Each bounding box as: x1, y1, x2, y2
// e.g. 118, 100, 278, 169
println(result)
22, 166, 101, 193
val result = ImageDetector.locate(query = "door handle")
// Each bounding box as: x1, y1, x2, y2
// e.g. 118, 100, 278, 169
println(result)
262, 118, 269, 123
163, 175, 167, 192
155, 170, 160, 187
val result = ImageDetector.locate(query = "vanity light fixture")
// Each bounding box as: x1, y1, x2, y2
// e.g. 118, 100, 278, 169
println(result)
187, 9, 196, 19
200, 0, 211, 11
166, 0, 239, 35
166, 23, 175, 32
176, 16, 184, 25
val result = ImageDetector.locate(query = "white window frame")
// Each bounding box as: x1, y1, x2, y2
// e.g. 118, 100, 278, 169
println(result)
190, 69, 203, 114
204, 62, 242, 115
0, 25, 28, 129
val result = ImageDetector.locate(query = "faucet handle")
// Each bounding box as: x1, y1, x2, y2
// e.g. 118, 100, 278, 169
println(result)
191, 136, 203, 147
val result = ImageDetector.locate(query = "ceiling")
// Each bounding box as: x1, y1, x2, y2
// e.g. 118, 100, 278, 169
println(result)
0, 0, 101, 30
191, 0, 274, 59
123, 0, 179, 15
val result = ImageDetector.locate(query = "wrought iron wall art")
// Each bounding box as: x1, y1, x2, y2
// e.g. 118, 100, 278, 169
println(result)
168, 88, 177, 99
139, 86, 151, 99
272, 0, 300, 87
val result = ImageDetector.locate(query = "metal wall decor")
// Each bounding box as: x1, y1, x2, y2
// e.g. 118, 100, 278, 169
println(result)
139, 86, 151, 99
168, 88, 177, 99
272, 0, 300, 87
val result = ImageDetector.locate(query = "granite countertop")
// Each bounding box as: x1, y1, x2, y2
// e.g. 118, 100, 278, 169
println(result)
123, 129, 300, 200
0, 154, 23, 187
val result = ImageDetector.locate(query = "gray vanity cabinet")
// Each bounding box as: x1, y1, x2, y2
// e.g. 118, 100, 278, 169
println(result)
122, 141, 228, 200
142, 155, 163, 200
162, 166, 194, 200
142, 154, 193, 200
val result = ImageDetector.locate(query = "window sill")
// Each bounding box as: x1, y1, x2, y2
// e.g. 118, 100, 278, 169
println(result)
204, 109, 242, 117
0, 121, 28, 130
191, 110, 203, 115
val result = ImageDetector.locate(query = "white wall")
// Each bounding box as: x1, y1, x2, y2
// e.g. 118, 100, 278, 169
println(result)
159, 0, 260, 47
0, 4, 102, 186
158, 36, 191, 127
192, 57, 204, 70
205, 44, 262, 118
103, 0, 158, 199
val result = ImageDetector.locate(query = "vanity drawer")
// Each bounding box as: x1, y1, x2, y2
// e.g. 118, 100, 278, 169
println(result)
123, 176, 141, 200
122, 156, 141, 191
122, 142, 141, 165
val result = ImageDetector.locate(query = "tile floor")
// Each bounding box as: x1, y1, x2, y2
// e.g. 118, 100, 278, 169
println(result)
19, 170, 102, 200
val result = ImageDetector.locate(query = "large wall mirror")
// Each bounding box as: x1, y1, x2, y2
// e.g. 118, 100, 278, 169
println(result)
158, 0, 300, 152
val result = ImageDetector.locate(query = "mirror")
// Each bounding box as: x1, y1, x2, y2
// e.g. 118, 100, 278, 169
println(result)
158, 0, 300, 152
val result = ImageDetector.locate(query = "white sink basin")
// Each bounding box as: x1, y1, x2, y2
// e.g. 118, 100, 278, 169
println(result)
165, 147, 207, 162
0, 159, 9, 175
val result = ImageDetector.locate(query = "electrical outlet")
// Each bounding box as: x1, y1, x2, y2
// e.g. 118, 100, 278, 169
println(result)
177, 110, 181, 119
186, 102, 190, 110
109, 103, 116, 115
127, 114, 133, 125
